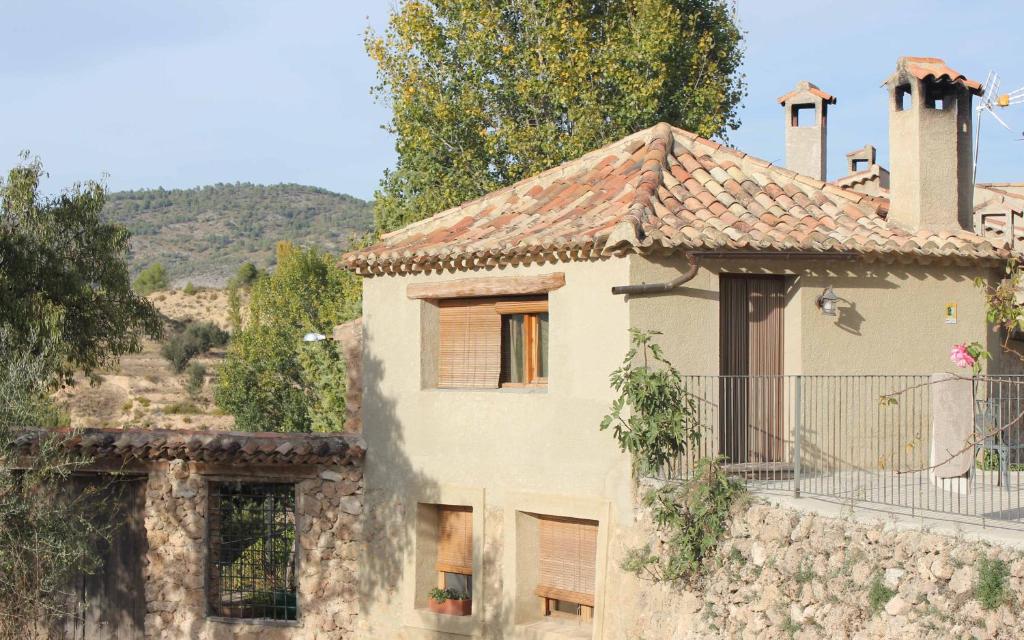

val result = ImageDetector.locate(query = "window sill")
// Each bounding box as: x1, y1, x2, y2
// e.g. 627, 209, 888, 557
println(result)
403, 607, 481, 637
206, 616, 301, 627
429, 386, 548, 394
516, 619, 593, 639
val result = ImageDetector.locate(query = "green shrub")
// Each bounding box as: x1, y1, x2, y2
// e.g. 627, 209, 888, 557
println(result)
868, 574, 895, 615
600, 329, 702, 477
133, 263, 169, 295
229, 262, 265, 289
624, 458, 744, 584
160, 321, 229, 373
976, 557, 1010, 610
184, 363, 207, 399
164, 400, 201, 415
183, 282, 197, 296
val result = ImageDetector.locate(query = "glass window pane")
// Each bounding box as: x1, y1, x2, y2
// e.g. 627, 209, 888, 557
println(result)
443, 572, 472, 597
537, 313, 548, 379
501, 314, 524, 383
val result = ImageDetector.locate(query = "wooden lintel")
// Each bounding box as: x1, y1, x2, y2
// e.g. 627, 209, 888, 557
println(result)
406, 272, 566, 300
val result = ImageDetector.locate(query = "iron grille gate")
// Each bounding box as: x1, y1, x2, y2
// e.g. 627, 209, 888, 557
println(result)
207, 482, 298, 620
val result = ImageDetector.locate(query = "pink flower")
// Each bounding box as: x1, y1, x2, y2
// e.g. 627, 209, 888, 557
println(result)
950, 343, 975, 369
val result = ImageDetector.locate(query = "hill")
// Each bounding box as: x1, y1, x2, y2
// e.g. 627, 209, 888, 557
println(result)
103, 183, 374, 286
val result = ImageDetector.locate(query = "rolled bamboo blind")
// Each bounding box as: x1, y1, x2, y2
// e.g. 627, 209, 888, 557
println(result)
436, 505, 473, 575
536, 516, 598, 607
438, 299, 502, 388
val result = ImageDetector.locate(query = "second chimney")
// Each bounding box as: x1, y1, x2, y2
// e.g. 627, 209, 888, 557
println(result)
778, 81, 836, 181
884, 57, 981, 231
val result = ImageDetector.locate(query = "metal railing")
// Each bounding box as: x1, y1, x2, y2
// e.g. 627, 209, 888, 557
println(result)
656, 374, 1024, 529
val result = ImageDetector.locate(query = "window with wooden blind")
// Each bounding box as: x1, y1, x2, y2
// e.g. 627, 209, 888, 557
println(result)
437, 296, 548, 388
535, 516, 598, 620
436, 505, 473, 597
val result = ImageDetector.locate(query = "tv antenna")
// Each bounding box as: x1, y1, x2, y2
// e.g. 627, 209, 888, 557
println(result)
974, 71, 1024, 185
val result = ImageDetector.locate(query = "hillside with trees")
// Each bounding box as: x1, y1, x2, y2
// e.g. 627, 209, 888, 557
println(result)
103, 183, 374, 285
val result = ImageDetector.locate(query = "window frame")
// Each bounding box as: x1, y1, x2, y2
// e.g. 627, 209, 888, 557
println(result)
434, 295, 549, 390
495, 298, 549, 388
534, 515, 598, 622
434, 504, 474, 599
205, 480, 299, 623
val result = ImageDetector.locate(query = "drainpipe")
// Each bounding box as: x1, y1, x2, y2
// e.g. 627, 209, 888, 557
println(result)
611, 253, 699, 296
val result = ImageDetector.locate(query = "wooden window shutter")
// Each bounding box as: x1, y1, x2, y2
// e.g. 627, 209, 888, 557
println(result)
535, 516, 598, 607
436, 506, 473, 575
438, 299, 502, 388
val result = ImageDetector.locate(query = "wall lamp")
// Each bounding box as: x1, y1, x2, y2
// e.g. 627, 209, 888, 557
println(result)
816, 286, 839, 316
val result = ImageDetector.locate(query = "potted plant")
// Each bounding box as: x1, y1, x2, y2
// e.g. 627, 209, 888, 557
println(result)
427, 587, 472, 616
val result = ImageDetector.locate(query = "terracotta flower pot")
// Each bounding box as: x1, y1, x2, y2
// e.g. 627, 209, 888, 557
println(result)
428, 597, 472, 616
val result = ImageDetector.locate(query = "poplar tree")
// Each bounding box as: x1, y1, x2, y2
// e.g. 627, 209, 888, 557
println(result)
366, 0, 746, 234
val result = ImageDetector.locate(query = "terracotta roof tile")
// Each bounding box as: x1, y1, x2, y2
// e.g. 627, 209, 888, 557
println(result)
899, 56, 983, 94
344, 123, 1008, 275
13, 428, 365, 466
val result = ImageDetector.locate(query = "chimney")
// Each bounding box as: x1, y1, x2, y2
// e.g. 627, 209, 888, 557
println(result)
846, 144, 877, 174
884, 57, 982, 231
778, 81, 836, 180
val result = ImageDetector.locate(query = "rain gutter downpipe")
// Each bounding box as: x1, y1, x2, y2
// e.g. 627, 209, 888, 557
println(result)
611, 253, 699, 296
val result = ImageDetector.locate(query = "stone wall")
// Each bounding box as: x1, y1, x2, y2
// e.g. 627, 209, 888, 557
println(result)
615, 500, 1024, 640
144, 459, 363, 639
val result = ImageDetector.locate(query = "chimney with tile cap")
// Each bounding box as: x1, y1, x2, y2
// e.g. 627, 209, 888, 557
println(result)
884, 56, 982, 231
778, 81, 836, 181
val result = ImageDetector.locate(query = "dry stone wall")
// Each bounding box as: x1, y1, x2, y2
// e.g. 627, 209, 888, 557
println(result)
616, 500, 1024, 640
144, 460, 363, 639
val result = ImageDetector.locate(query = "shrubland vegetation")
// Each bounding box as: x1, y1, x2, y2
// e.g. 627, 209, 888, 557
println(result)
160, 320, 229, 374
133, 262, 169, 295
103, 183, 373, 284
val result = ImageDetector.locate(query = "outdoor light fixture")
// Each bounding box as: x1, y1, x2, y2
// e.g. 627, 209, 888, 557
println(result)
816, 286, 839, 316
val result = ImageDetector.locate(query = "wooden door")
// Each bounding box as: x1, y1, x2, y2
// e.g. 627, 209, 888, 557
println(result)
60, 475, 147, 640
719, 275, 785, 463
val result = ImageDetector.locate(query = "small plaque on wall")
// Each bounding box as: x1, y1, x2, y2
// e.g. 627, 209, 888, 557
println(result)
945, 303, 957, 324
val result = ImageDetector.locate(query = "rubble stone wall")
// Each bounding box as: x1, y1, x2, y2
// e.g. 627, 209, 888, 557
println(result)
143, 459, 363, 639
613, 500, 1024, 640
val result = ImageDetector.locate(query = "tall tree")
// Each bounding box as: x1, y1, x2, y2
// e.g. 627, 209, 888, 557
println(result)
0, 155, 162, 384
215, 242, 360, 432
0, 156, 160, 636
367, 0, 746, 234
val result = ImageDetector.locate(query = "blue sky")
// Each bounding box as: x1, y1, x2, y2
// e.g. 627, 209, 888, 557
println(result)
1, 0, 1021, 200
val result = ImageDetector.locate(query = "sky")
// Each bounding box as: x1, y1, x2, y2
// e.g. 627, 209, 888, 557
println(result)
1, 0, 1021, 201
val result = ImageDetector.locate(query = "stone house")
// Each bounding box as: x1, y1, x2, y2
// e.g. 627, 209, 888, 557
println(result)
18, 428, 365, 640
343, 56, 1023, 639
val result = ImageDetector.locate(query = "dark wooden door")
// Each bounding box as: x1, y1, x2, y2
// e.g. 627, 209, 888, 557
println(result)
720, 275, 785, 463
60, 475, 147, 640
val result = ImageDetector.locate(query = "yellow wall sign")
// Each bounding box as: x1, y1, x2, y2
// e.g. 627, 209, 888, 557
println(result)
945, 303, 957, 324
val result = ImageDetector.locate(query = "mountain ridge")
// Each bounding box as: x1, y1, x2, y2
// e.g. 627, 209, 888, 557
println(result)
103, 182, 374, 286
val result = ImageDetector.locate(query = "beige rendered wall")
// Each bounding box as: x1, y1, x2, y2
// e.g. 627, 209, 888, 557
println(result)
628, 253, 1016, 471
357, 257, 634, 640
628, 253, 1005, 376
357, 251, 1017, 639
